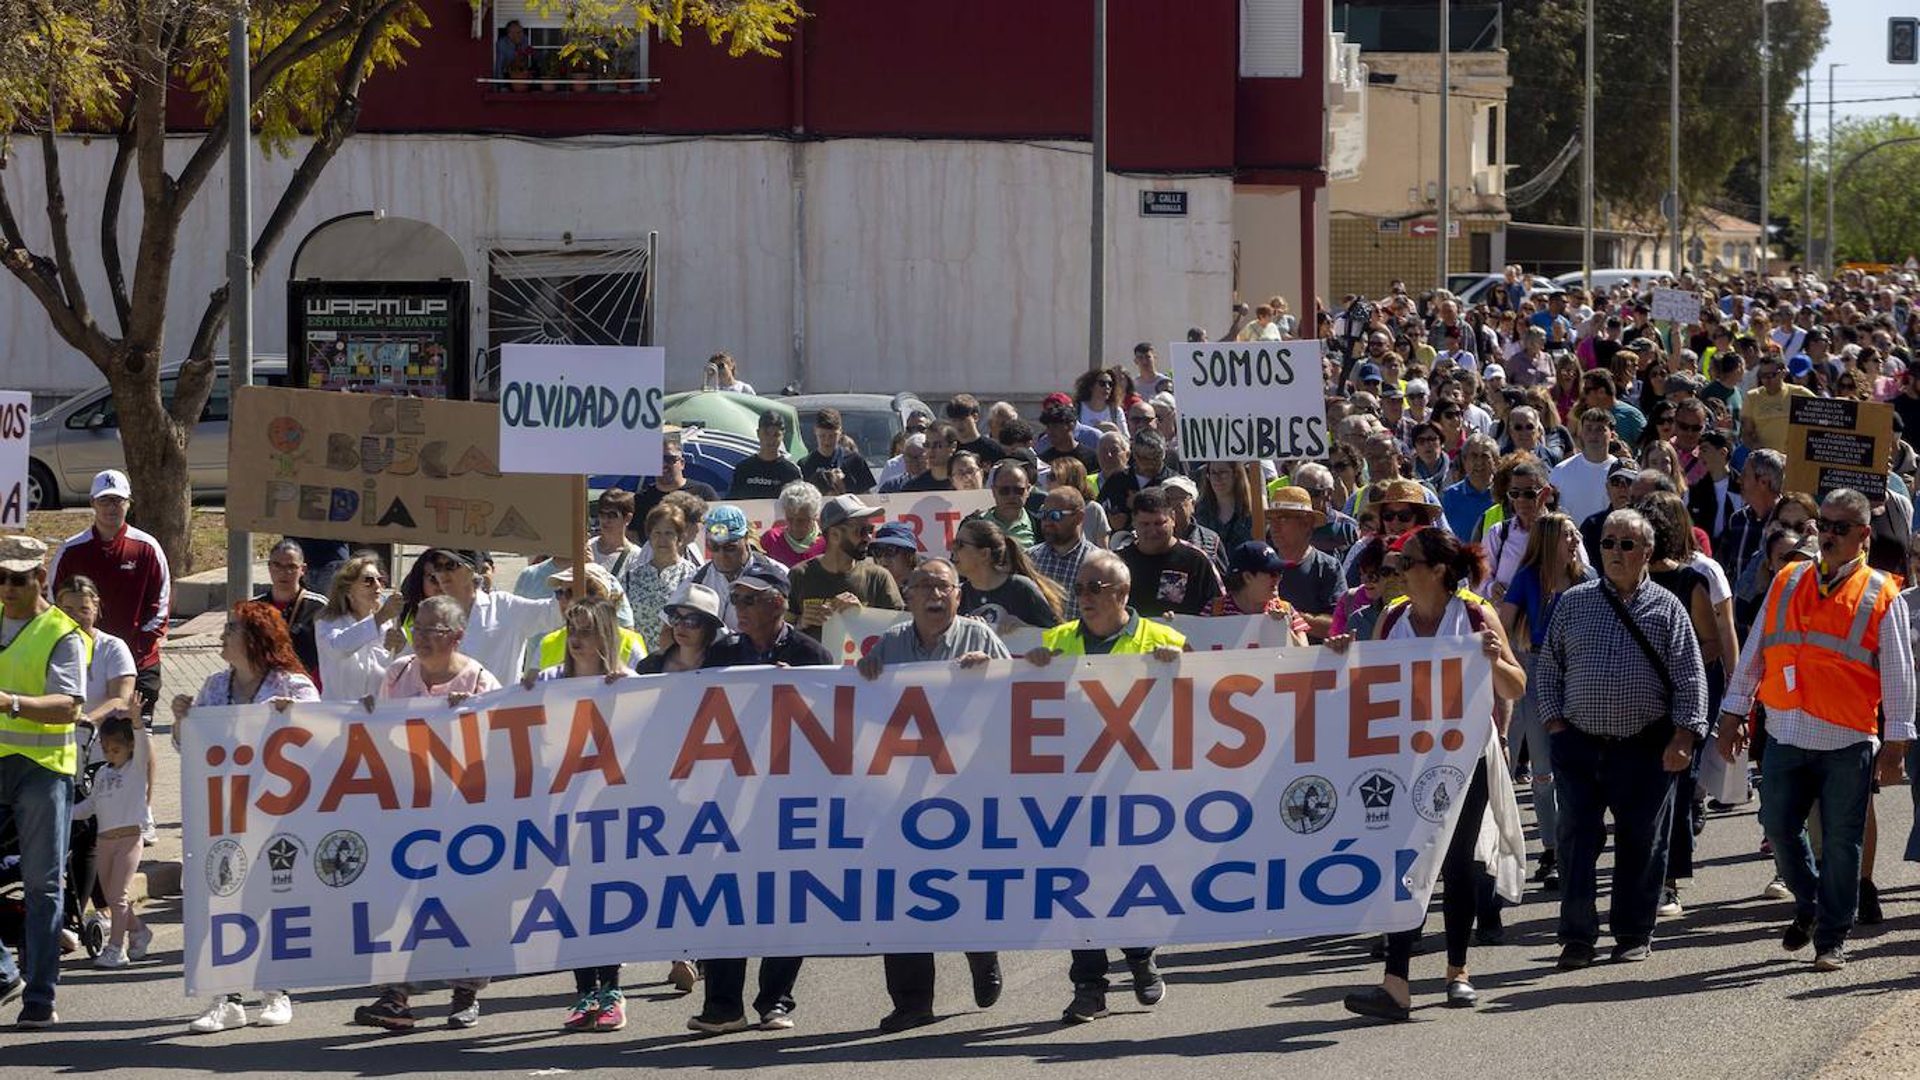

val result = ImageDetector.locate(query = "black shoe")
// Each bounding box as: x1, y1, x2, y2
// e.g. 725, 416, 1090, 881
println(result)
354, 991, 415, 1030
0, 977, 20, 1008
1368, 935, 1388, 960
1540, 863, 1561, 891
1610, 941, 1652, 963
969, 955, 1003, 1009
1342, 986, 1411, 1022
1783, 916, 1814, 953
1858, 880, 1884, 926
877, 1008, 938, 1034
1474, 919, 1507, 946
1557, 943, 1597, 970
1061, 985, 1109, 1025
1706, 798, 1737, 812
1445, 979, 1477, 1008
1126, 955, 1165, 1007
14, 1002, 55, 1029
446, 988, 480, 1030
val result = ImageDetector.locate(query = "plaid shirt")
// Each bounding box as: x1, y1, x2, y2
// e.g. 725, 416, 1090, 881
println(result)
1027, 536, 1099, 620
1535, 575, 1709, 738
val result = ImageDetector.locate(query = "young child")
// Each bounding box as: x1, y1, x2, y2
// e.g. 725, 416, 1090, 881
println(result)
75, 717, 152, 968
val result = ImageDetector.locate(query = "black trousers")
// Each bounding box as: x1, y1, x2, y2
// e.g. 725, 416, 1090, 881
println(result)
702, 957, 803, 1020
1385, 760, 1492, 979
1069, 947, 1156, 990
133, 665, 161, 725
883, 952, 997, 1013
572, 965, 620, 995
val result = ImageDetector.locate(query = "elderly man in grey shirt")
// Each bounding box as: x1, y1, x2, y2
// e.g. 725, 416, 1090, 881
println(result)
855, 557, 1008, 1032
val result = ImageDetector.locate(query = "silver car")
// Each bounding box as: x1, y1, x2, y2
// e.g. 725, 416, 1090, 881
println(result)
27, 358, 289, 510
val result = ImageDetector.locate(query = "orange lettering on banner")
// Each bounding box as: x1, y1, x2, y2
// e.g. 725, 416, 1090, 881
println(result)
867, 687, 954, 774
1442, 657, 1464, 719
255, 727, 314, 817
487, 705, 549, 798
771, 684, 854, 775
318, 723, 401, 811
1348, 664, 1401, 758
1011, 681, 1068, 773
406, 714, 487, 807
1077, 678, 1158, 772
1273, 670, 1338, 764
672, 687, 756, 779
1172, 677, 1195, 769
550, 699, 626, 794
1205, 674, 1266, 768
1409, 661, 1433, 722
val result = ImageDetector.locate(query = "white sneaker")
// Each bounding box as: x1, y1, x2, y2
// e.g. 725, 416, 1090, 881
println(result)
1764, 877, 1792, 900
93, 945, 127, 969
256, 991, 293, 1027
128, 925, 154, 961
188, 999, 249, 1033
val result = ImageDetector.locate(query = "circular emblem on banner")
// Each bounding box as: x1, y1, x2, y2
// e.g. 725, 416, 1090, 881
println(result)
1280, 775, 1338, 834
205, 838, 248, 897
1348, 768, 1403, 830
264, 834, 305, 894
1412, 765, 1468, 824
314, 830, 369, 888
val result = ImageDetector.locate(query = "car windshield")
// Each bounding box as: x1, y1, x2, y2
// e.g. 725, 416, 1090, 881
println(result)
804, 409, 896, 461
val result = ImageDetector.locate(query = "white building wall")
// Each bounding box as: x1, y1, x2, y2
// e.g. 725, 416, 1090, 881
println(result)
2, 134, 1231, 399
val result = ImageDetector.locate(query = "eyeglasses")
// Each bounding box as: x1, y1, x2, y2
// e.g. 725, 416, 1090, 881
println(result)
1300, 485, 1333, 497
730, 590, 783, 608
1379, 508, 1422, 524
1598, 536, 1642, 551
1508, 488, 1544, 500
668, 611, 711, 629
1607, 476, 1633, 488
1040, 508, 1076, 522
1815, 518, 1861, 536
1074, 579, 1119, 596
912, 580, 958, 595
1, 571, 35, 587
416, 625, 458, 638
428, 559, 460, 573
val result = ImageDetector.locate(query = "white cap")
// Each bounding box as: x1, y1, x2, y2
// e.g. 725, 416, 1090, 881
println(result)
90, 469, 132, 501
1483, 364, 1507, 381
1162, 475, 1199, 500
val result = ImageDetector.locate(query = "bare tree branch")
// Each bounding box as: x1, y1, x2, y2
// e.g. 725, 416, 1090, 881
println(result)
100, 116, 136, 332
39, 127, 95, 331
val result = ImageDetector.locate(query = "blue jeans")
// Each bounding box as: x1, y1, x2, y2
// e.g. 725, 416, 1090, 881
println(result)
1758, 735, 1873, 953
0, 756, 73, 1010
1549, 724, 1677, 950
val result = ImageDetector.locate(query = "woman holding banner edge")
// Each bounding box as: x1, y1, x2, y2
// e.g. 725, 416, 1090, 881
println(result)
1325, 527, 1526, 1020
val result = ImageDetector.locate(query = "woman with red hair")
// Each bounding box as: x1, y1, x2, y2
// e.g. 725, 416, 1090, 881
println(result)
170, 600, 317, 1034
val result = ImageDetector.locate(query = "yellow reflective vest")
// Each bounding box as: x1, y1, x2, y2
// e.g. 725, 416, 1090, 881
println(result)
1042, 612, 1187, 655
0, 606, 91, 776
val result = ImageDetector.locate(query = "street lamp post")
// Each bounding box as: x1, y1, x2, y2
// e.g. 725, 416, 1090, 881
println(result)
1758, 0, 1780, 273
1582, 0, 1593, 290
1826, 62, 1844, 277
1437, 0, 1450, 295
1668, 0, 1681, 273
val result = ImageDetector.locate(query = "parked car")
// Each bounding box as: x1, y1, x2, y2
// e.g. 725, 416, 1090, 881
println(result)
1552, 268, 1673, 293
27, 358, 289, 510
1451, 273, 1557, 307
590, 390, 807, 497
776, 392, 931, 463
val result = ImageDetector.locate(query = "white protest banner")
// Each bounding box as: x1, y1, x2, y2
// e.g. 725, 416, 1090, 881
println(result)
0, 391, 28, 527
713, 489, 991, 559
1169, 341, 1330, 462
820, 609, 1295, 666
1650, 287, 1701, 324
182, 643, 1492, 995
498, 344, 665, 474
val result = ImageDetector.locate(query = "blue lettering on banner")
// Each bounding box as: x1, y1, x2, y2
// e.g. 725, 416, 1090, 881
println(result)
660, 875, 744, 927
400, 898, 468, 951
1298, 840, 1382, 907
791, 869, 862, 923
907, 869, 960, 921
270, 907, 313, 961
591, 881, 648, 934
967, 868, 1023, 920
679, 803, 741, 855
212, 914, 258, 966
1193, 861, 1257, 913
512, 888, 580, 943
776, 797, 863, 851
1107, 865, 1186, 918
1036, 868, 1092, 919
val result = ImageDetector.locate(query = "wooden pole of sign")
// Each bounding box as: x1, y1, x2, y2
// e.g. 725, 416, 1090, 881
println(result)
571, 476, 589, 572
1245, 461, 1267, 542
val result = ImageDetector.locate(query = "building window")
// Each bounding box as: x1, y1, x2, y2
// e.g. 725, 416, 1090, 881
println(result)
482, 243, 655, 395
489, 3, 651, 93
1240, 0, 1304, 78
1486, 106, 1499, 167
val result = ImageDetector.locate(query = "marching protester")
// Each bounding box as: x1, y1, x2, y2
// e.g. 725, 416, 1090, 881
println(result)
761, 481, 827, 569
50, 470, 168, 727
1028, 485, 1102, 620
790, 495, 904, 639
952, 518, 1064, 633
729, 411, 805, 499
416, 548, 567, 684
314, 553, 403, 703
626, 504, 701, 645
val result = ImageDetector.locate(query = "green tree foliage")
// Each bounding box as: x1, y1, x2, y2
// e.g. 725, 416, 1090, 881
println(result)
1772, 115, 1920, 265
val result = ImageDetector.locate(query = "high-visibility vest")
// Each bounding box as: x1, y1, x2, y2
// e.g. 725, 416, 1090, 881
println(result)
1756, 560, 1896, 733
1042, 612, 1186, 655
0, 606, 90, 776
535, 625, 648, 671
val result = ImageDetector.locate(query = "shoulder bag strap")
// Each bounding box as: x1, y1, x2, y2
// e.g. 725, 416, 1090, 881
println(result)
1598, 583, 1676, 701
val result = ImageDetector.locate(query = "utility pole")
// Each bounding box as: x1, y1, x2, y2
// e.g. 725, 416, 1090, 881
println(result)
1089, 0, 1106, 371
1437, 0, 1451, 294
224, 10, 253, 608
1826, 62, 1843, 277
1758, 0, 1774, 272
1804, 64, 1812, 267
1582, 0, 1593, 290
1667, 0, 1681, 274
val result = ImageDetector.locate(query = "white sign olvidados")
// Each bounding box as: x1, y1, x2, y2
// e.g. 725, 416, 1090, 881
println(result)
498, 345, 665, 474
0, 391, 30, 527
1169, 341, 1330, 462
1650, 288, 1702, 323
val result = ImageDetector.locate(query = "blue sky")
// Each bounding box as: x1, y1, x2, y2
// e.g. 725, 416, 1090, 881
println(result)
1807, 0, 1920, 129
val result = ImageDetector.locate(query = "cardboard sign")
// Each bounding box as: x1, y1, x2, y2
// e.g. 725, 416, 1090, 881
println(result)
1169, 341, 1330, 462
1785, 396, 1895, 500
227, 385, 574, 556
0, 391, 28, 527
498, 345, 665, 475
1650, 288, 1701, 324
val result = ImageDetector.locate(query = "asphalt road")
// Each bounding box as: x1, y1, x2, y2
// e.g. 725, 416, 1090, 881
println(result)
4, 770, 1918, 1079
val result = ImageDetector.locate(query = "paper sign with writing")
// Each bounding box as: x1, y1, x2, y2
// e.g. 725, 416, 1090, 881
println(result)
1785, 395, 1895, 500
498, 345, 665, 475
1650, 288, 1702, 323
0, 391, 28, 527
1169, 341, 1330, 462
227, 385, 574, 556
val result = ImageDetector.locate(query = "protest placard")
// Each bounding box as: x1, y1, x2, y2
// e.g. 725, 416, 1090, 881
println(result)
227, 385, 575, 555
820, 608, 1293, 665
182, 642, 1492, 995
1785, 395, 1895, 500
718, 489, 991, 559
1168, 341, 1329, 461
0, 391, 28, 527
1650, 288, 1701, 324
498, 344, 665, 475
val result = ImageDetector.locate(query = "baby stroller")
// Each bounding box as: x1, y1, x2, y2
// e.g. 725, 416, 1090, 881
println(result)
0, 721, 107, 958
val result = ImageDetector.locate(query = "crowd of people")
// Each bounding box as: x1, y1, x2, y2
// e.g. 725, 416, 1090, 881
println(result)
3, 263, 1920, 1037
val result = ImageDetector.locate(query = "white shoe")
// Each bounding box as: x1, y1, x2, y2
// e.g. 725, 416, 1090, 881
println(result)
93, 945, 127, 969
1764, 877, 1792, 900
128, 925, 154, 961
256, 991, 293, 1027
189, 999, 249, 1033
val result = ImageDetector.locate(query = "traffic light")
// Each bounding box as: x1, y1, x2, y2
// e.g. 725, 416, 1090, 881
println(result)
1893, 17, 1919, 65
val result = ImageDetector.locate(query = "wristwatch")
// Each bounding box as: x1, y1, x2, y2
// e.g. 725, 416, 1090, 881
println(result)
6, 693, 17, 718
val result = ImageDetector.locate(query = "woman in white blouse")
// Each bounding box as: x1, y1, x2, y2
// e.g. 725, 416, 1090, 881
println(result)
314, 552, 403, 702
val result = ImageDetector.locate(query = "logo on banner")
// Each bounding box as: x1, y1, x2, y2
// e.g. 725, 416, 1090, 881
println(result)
1413, 765, 1468, 823
205, 838, 248, 897
1349, 769, 1402, 831
314, 830, 369, 888
265, 835, 305, 894
1280, 775, 1337, 834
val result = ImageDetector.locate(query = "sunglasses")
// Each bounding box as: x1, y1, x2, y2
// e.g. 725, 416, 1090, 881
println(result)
1096, 379, 1114, 388
1379, 508, 1422, 524
730, 590, 783, 608
1508, 488, 1544, 500
1815, 518, 1860, 536
1074, 579, 1119, 596
1040, 508, 1076, 522
662, 455, 684, 466
1, 571, 35, 587
358, 573, 385, 586
1607, 476, 1633, 488
1598, 536, 1642, 551
668, 611, 712, 629
428, 559, 460, 573
1676, 422, 1704, 433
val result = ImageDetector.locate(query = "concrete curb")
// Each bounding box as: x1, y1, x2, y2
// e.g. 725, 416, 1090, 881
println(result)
131, 860, 181, 906
172, 562, 266, 619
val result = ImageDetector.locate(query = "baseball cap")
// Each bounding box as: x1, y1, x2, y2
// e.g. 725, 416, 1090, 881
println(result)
704, 505, 751, 544
1042, 392, 1074, 408
1381, 383, 1405, 400
1228, 541, 1286, 576
90, 469, 132, 501
1040, 401, 1076, 425
1787, 354, 1813, 378
1606, 459, 1638, 484
731, 561, 792, 595
0, 535, 48, 574
820, 494, 883, 531
1483, 364, 1507, 381
1355, 362, 1383, 384
1405, 377, 1430, 398
1162, 475, 1199, 500
870, 521, 920, 553
427, 548, 482, 572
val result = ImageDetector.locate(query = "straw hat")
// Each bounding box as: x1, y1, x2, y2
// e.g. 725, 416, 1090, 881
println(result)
1263, 486, 1326, 528
1368, 479, 1443, 523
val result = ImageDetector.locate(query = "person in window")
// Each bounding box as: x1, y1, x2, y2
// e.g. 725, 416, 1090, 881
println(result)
494, 19, 533, 79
